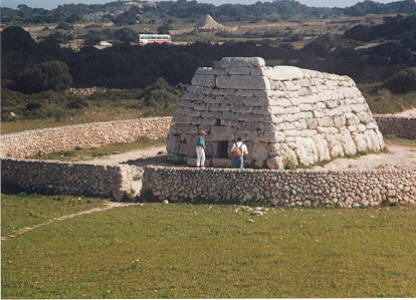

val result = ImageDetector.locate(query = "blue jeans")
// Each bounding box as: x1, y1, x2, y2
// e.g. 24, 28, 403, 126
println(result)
232, 156, 244, 168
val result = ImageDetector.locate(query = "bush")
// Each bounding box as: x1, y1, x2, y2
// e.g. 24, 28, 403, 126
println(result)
113, 27, 137, 42
17, 61, 73, 93
56, 22, 74, 30
1, 88, 89, 121
383, 68, 416, 93
157, 24, 173, 34
1, 26, 36, 52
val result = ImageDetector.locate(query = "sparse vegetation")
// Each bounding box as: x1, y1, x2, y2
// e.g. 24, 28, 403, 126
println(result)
28, 137, 167, 161
1, 79, 185, 132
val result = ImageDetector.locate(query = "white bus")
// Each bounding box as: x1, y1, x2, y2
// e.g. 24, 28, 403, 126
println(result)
137, 34, 172, 45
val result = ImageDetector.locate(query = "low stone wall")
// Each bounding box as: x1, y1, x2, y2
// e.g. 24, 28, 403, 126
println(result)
0, 117, 172, 159
374, 116, 416, 140
1, 158, 144, 200
3, 159, 415, 206
142, 166, 416, 207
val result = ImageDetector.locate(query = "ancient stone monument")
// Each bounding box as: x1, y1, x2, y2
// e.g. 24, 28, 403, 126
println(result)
167, 57, 385, 169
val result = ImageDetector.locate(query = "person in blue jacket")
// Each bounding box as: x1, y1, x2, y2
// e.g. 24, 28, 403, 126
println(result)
196, 131, 207, 168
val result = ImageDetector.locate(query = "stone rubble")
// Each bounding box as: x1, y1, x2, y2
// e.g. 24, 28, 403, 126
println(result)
167, 57, 385, 169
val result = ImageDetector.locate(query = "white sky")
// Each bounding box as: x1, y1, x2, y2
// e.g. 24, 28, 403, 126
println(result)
0, 0, 396, 9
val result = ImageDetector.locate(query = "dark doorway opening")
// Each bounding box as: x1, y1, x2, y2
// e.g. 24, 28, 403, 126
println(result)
218, 141, 228, 158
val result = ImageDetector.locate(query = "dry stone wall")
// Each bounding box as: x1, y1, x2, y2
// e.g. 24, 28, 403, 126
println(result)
374, 116, 416, 140
167, 57, 385, 169
1, 158, 143, 200
1, 117, 172, 159
143, 166, 416, 207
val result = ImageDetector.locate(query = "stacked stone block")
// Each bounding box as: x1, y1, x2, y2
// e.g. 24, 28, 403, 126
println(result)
143, 166, 416, 207
1, 158, 144, 200
374, 116, 416, 140
1, 117, 172, 159
167, 57, 385, 168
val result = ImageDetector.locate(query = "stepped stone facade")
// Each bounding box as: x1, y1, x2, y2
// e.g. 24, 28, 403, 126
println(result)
167, 57, 385, 168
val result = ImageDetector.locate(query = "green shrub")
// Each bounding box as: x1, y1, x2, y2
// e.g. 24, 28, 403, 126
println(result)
383, 68, 416, 93
17, 61, 73, 94
56, 22, 74, 30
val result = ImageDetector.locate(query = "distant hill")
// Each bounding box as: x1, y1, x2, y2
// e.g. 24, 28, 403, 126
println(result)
341, 0, 416, 16
1, 0, 416, 24
344, 13, 416, 49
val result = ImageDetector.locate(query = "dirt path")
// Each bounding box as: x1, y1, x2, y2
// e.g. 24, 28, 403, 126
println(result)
79, 145, 167, 165
1, 201, 142, 242
387, 107, 416, 118
77, 141, 415, 170
312, 142, 416, 171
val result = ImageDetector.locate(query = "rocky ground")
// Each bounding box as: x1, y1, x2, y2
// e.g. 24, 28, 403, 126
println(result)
80, 140, 416, 170
80, 109, 416, 170
376, 108, 416, 118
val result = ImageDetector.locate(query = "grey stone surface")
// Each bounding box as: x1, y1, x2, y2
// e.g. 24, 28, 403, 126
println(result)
166, 56, 385, 169
142, 166, 416, 207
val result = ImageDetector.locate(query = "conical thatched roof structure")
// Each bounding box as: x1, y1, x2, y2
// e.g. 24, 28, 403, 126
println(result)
194, 14, 228, 32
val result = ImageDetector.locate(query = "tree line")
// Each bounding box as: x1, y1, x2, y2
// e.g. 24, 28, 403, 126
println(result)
2, 13, 416, 93
1, 13, 416, 121
1, 0, 416, 24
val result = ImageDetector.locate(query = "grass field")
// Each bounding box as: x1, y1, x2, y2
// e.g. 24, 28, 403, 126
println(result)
1, 193, 106, 236
2, 193, 416, 298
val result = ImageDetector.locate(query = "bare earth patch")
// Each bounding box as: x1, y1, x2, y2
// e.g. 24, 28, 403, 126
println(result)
312, 143, 416, 171
79, 145, 167, 165
376, 107, 416, 118
78, 141, 415, 170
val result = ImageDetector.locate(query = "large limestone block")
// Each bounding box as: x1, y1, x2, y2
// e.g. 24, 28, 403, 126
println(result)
166, 133, 180, 154
352, 132, 368, 152
295, 137, 318, 166
173, 113, 192, 124
339, 128, 357, 155
312, 134, 330, 161
225, 67, 264, 76
268, 143, 282, 156
281, 144, 298, 165
179, 135, 197, 157
251, 142, 269, 162
192, 117, 217, 126
195, 67, 225, 76
216, 75, 271, 90
208, 126, 234, 141
265, 66, 304, 81
191, 74, 216, 87
326, 134, 344, 158
376, 130, 385, 149
170, 124, 198, 135
365, 130, 382, 152
266, 156, 284, 169
255, 131, 285, 143
240, 96, 269, 107
220, 57, 265, 68
176, 107, 201, 117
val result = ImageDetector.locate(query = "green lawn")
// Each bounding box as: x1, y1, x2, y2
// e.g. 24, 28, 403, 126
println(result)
1, 193, 106, 236
2, 194, 416, 298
